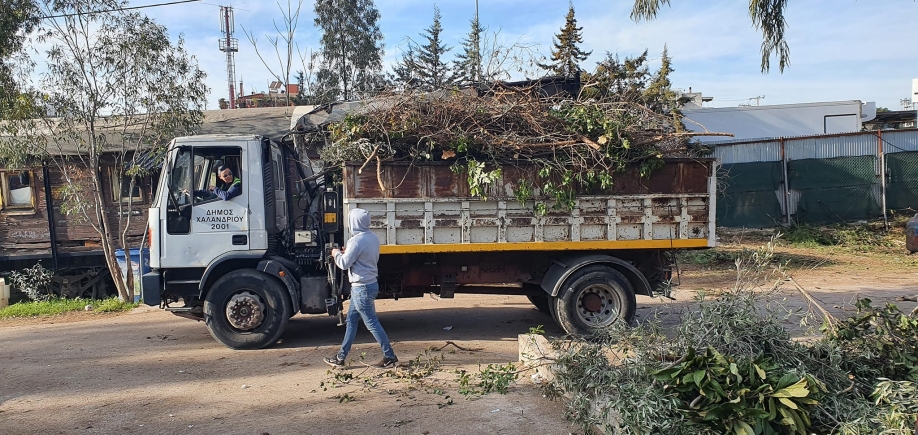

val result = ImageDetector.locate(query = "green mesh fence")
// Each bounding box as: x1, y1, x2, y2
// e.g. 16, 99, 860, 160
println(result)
717, 161, 785, 228
886, 152, 918, 211
788, 156, 880, 224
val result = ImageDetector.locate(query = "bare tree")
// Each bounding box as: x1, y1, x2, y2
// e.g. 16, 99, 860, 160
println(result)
244, 0, 305, 107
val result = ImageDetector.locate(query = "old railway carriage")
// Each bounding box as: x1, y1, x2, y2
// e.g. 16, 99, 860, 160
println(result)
0, 107, 298, 299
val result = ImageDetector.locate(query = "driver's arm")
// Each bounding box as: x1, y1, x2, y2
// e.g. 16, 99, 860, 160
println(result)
214, 182, 242, 200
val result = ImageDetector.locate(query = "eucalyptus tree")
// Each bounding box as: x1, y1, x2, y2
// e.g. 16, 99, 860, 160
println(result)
0, 0, 40, 125
631, 0, 790, 73
314, 0, 384, 101
4, 0, 207, 301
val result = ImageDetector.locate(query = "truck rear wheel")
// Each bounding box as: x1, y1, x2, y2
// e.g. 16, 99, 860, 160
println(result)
204, 269, 292, 349
554, 265, 636, 335
526, 294, 551, 315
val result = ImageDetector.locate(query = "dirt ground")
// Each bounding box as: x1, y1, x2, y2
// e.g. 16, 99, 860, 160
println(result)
2, 236, 917, 435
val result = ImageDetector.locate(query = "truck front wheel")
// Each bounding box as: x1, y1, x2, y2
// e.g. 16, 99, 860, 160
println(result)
554, 265, 636, 335
204, 269, 292, 349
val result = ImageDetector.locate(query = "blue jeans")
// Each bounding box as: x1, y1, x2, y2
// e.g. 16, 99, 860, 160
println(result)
336, 282, 396, 360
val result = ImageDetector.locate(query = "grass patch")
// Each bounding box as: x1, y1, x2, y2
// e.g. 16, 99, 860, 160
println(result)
677, 248, 737, 266
780, 222, 899, 249
678, 248, 834, 269
0, 297, 137, 319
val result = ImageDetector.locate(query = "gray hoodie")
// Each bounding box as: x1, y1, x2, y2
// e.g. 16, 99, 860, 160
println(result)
333, 208, 380, 285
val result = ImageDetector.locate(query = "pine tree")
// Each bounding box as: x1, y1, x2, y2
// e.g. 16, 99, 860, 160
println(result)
642, 45, 682, 114
395, 6, 454, 91
314, 0, 384, 101
391, 46, 419, 87
539, 2, 591, 77
581, 50, 647, 102
453, 6, 485, 86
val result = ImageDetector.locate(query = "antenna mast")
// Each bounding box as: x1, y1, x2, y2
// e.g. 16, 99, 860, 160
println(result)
219, 6, 239, 109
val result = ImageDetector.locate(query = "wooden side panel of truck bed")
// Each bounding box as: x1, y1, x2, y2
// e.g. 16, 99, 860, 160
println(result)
342, 159, 716, 254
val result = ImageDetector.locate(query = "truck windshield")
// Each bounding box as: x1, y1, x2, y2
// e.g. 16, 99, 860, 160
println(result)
166, 147, 194, 234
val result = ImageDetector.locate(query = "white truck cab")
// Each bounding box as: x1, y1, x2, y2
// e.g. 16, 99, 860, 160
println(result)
144, 134, 337, 349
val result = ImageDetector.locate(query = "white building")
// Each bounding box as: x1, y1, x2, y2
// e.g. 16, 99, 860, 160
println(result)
682, 98, 877, 142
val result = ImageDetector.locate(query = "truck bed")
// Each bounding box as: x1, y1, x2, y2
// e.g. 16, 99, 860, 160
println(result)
342, 159, 716, 254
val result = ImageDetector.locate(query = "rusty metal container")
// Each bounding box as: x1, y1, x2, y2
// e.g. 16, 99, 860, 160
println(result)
907, 213, 918, 253
341, 158, 717, 254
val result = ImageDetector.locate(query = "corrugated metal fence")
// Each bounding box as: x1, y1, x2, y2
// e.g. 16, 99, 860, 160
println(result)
710, 129, 918, 228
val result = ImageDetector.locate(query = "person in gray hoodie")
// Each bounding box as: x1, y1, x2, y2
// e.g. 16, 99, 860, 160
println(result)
324, 208, 398, 368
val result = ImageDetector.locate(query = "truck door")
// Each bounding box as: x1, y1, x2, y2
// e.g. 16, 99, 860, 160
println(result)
161, 145, 250, 268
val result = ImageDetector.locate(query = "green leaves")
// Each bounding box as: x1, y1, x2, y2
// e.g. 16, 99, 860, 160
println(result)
314, 0, 384, 100
454, 159, 501, 201
831, 297, 918, 382
653, 346, 820, 435
456, 363, 518, 397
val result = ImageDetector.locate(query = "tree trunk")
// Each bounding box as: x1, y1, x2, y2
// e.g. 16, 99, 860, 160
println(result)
91, 161, 129, 302
119, 176, 137, 302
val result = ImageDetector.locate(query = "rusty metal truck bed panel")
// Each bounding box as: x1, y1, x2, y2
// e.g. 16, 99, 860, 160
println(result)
342, 159, 716, 254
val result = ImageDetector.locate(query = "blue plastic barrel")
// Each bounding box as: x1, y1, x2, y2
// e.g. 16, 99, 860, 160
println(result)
114, 248, 150, 302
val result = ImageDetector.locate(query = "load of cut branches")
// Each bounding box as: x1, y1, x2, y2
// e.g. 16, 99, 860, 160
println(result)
305, 85, 716, 208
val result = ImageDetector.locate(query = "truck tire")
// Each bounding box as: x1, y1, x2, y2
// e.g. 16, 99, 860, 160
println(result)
554, 265, 636, 335
526, 294, 552, 315
204, 269, 292, 349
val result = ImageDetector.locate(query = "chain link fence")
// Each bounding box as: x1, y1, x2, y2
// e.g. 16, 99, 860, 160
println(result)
710, 130, 918, 228
788, 155, 881, 224
716, 162, 785, 228
886, 151, 918, 212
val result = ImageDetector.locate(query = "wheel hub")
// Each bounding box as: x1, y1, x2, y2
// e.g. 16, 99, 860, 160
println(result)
576, 285, 620, 327
581, 292, 603, 312
225, 291, 265, 330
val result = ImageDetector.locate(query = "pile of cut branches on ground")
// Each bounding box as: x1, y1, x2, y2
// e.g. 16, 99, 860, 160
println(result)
543, 240, 918, 435
313, 86, 717, 208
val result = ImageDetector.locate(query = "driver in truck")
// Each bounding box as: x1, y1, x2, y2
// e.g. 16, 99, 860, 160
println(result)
197, 165, 241, 201
324, 208, 399, 369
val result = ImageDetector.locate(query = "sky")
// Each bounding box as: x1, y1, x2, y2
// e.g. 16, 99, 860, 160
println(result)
73, 0, 918, 111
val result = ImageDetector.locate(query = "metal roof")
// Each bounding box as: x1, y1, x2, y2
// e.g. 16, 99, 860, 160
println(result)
11, 107, 296, 156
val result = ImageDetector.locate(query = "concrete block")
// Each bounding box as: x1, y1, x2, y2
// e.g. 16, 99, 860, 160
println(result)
518, 333, 558, 384
1, 277, 10, 309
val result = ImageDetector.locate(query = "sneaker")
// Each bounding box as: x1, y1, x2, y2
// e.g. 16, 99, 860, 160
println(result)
323, 355, 345, 368
375, 356, 398, 368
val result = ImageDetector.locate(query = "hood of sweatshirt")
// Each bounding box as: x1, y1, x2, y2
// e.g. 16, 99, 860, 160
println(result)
349, 208, 370, 236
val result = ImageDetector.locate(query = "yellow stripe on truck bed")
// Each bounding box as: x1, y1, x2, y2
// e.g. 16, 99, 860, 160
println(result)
379, 239, 711, 254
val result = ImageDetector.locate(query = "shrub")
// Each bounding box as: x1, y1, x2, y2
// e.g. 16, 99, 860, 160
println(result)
8, 263, 54, 301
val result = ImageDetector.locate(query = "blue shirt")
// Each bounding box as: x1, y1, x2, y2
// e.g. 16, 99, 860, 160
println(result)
214, 177, 242, 200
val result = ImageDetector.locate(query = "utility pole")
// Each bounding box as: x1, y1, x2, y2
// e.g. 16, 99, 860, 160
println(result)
219, 6, 239, 109
475, 0, 481, 83
751, 95, 764, 106
912, 78, 918, 127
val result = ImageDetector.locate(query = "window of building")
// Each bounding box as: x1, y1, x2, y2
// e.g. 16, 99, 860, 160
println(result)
109, 167, 144, 203
0, 169, 36, 211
